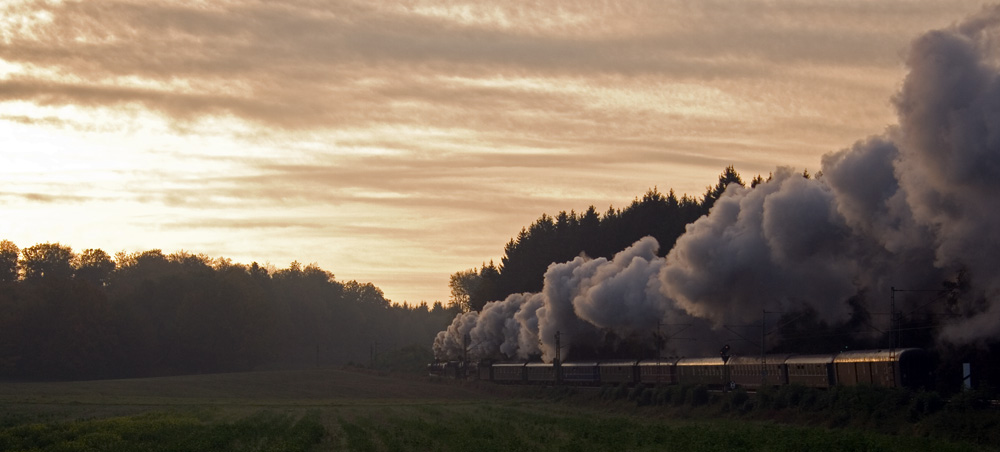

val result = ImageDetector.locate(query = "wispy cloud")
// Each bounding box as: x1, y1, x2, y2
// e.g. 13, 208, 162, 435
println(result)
0, 0, 987, 303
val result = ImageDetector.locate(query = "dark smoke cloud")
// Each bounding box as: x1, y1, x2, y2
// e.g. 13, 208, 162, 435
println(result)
433, 6, 1000, 361
661, 168, 860, 326
433, 310, 478, 360
892, 7, 1000, 342
434, 239, 683, 362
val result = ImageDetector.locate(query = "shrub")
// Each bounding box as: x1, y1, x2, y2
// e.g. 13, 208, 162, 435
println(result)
628, 383, 646, 402
946, 389, 990, 412
636, 388, 654, 407
909, 391, 944, 417
613, 382, 630, 400
688, 385, 709, 407
775, 384, 809, 409
729, 388, 749, 408
797, 387, 819, 410
653, 386, 671, 406
755, 386, 775, 410
672, 385, 689, 407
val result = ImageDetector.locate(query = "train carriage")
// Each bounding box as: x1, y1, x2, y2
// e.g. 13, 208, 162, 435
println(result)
561, 362, 600, 385
492, 362, 527, 384
637, 358, 678, 385
675, 356, 727, 387
476, 361, 493, 381
833, 348, 929, 388
526, 362, 558, 384
475, 347, 931, 389
785, 354, 835, 388
427, 362, 447, 378
726, 354, 791, 389
599, 360, 640, 385
444, 361, 463, 379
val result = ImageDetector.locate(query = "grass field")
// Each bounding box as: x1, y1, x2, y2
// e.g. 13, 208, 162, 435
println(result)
0, 369, 992, 451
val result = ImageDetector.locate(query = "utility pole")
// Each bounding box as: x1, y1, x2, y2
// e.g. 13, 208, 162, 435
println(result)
720, 344, 731, 392
761, 309, 767, 387
463, 333, 469, 378
656, 320, 663, 359
888, 287, 904, 386
554, 331, 562, 385
887, 286, 938, 350
889, 287, 900, 386
657, 322, 662, 384
554, 331, 561, 365
890, 286, 904, 351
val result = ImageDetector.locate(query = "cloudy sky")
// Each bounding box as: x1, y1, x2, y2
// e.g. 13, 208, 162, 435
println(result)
0, 0, 989, 304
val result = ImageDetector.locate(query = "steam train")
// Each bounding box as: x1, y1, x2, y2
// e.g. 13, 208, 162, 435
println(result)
428, 348, 931, 390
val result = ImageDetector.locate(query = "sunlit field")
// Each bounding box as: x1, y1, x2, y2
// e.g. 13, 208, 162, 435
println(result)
0, 368, 993, 451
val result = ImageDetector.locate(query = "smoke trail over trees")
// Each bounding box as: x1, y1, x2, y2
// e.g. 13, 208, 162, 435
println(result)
434, 6, 1000, 362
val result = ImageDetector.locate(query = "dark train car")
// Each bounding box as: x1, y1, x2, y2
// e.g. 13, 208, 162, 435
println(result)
834, 348, 930, 388
492, 362, 527, 384
676, 356, 727, 387
526, 362, 558, 384
469, 347, 932, 389
561, 362, 600, 385
431, 361, 464, 379
785, 354, 835, 388
726, 354, 791, 389
895, 348, 932, 389
456, 361, 471, 379
599, 360, 639, 385
427, 362, 447, 378
476, 361, 493, 381
637, 358, 678, 385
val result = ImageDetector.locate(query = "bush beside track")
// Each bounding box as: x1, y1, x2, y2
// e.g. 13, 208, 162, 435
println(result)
562, 382, 1000, 447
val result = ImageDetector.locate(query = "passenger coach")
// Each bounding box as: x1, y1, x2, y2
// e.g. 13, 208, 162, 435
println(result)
430, 348, 931, 390
833, 348, 929, 388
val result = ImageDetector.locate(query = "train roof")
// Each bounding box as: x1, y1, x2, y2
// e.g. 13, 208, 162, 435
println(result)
598, 360, 640, 367
484, 348, 925, 368
726, 354, 792, 365
785, 354, 835, 365
525, 362, 555, 367
560, 361, 599, 367
833, 348, 923, 363
676, 356, 725, 366
492, 362, 527, 368
637, 358, 680, 366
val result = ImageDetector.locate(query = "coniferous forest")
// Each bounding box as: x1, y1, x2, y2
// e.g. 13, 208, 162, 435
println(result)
1, 167, 747, 381
448, 166, 749, 312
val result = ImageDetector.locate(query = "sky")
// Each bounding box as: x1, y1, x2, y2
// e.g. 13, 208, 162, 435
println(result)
0, 0, 991, 305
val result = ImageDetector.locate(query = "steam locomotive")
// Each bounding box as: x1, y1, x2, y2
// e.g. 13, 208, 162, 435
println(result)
428, 348, 931, 390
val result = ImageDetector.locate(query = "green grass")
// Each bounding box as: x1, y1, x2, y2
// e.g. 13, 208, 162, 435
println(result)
0, 411, 323, 452
331, 403, 982, 452
0, 370, 993, 451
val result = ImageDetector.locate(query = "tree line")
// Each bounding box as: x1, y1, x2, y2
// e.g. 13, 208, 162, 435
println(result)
449, 166, 752, 311
0, 242, 457, 380
0, 165, 761, 381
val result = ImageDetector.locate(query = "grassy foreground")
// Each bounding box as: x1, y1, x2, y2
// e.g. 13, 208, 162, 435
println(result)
0, 369, 991, 451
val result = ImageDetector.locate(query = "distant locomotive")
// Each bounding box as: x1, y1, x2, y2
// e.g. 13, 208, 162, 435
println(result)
429, 348, 931, 390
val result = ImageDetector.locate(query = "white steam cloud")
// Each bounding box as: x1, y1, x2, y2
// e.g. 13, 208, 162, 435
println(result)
433, 6, 1000, 361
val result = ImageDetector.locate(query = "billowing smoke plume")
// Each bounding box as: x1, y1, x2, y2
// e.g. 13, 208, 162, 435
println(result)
434, 238, 693, 362
893, 10, 1000, 342
434, 6, 1000, 362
